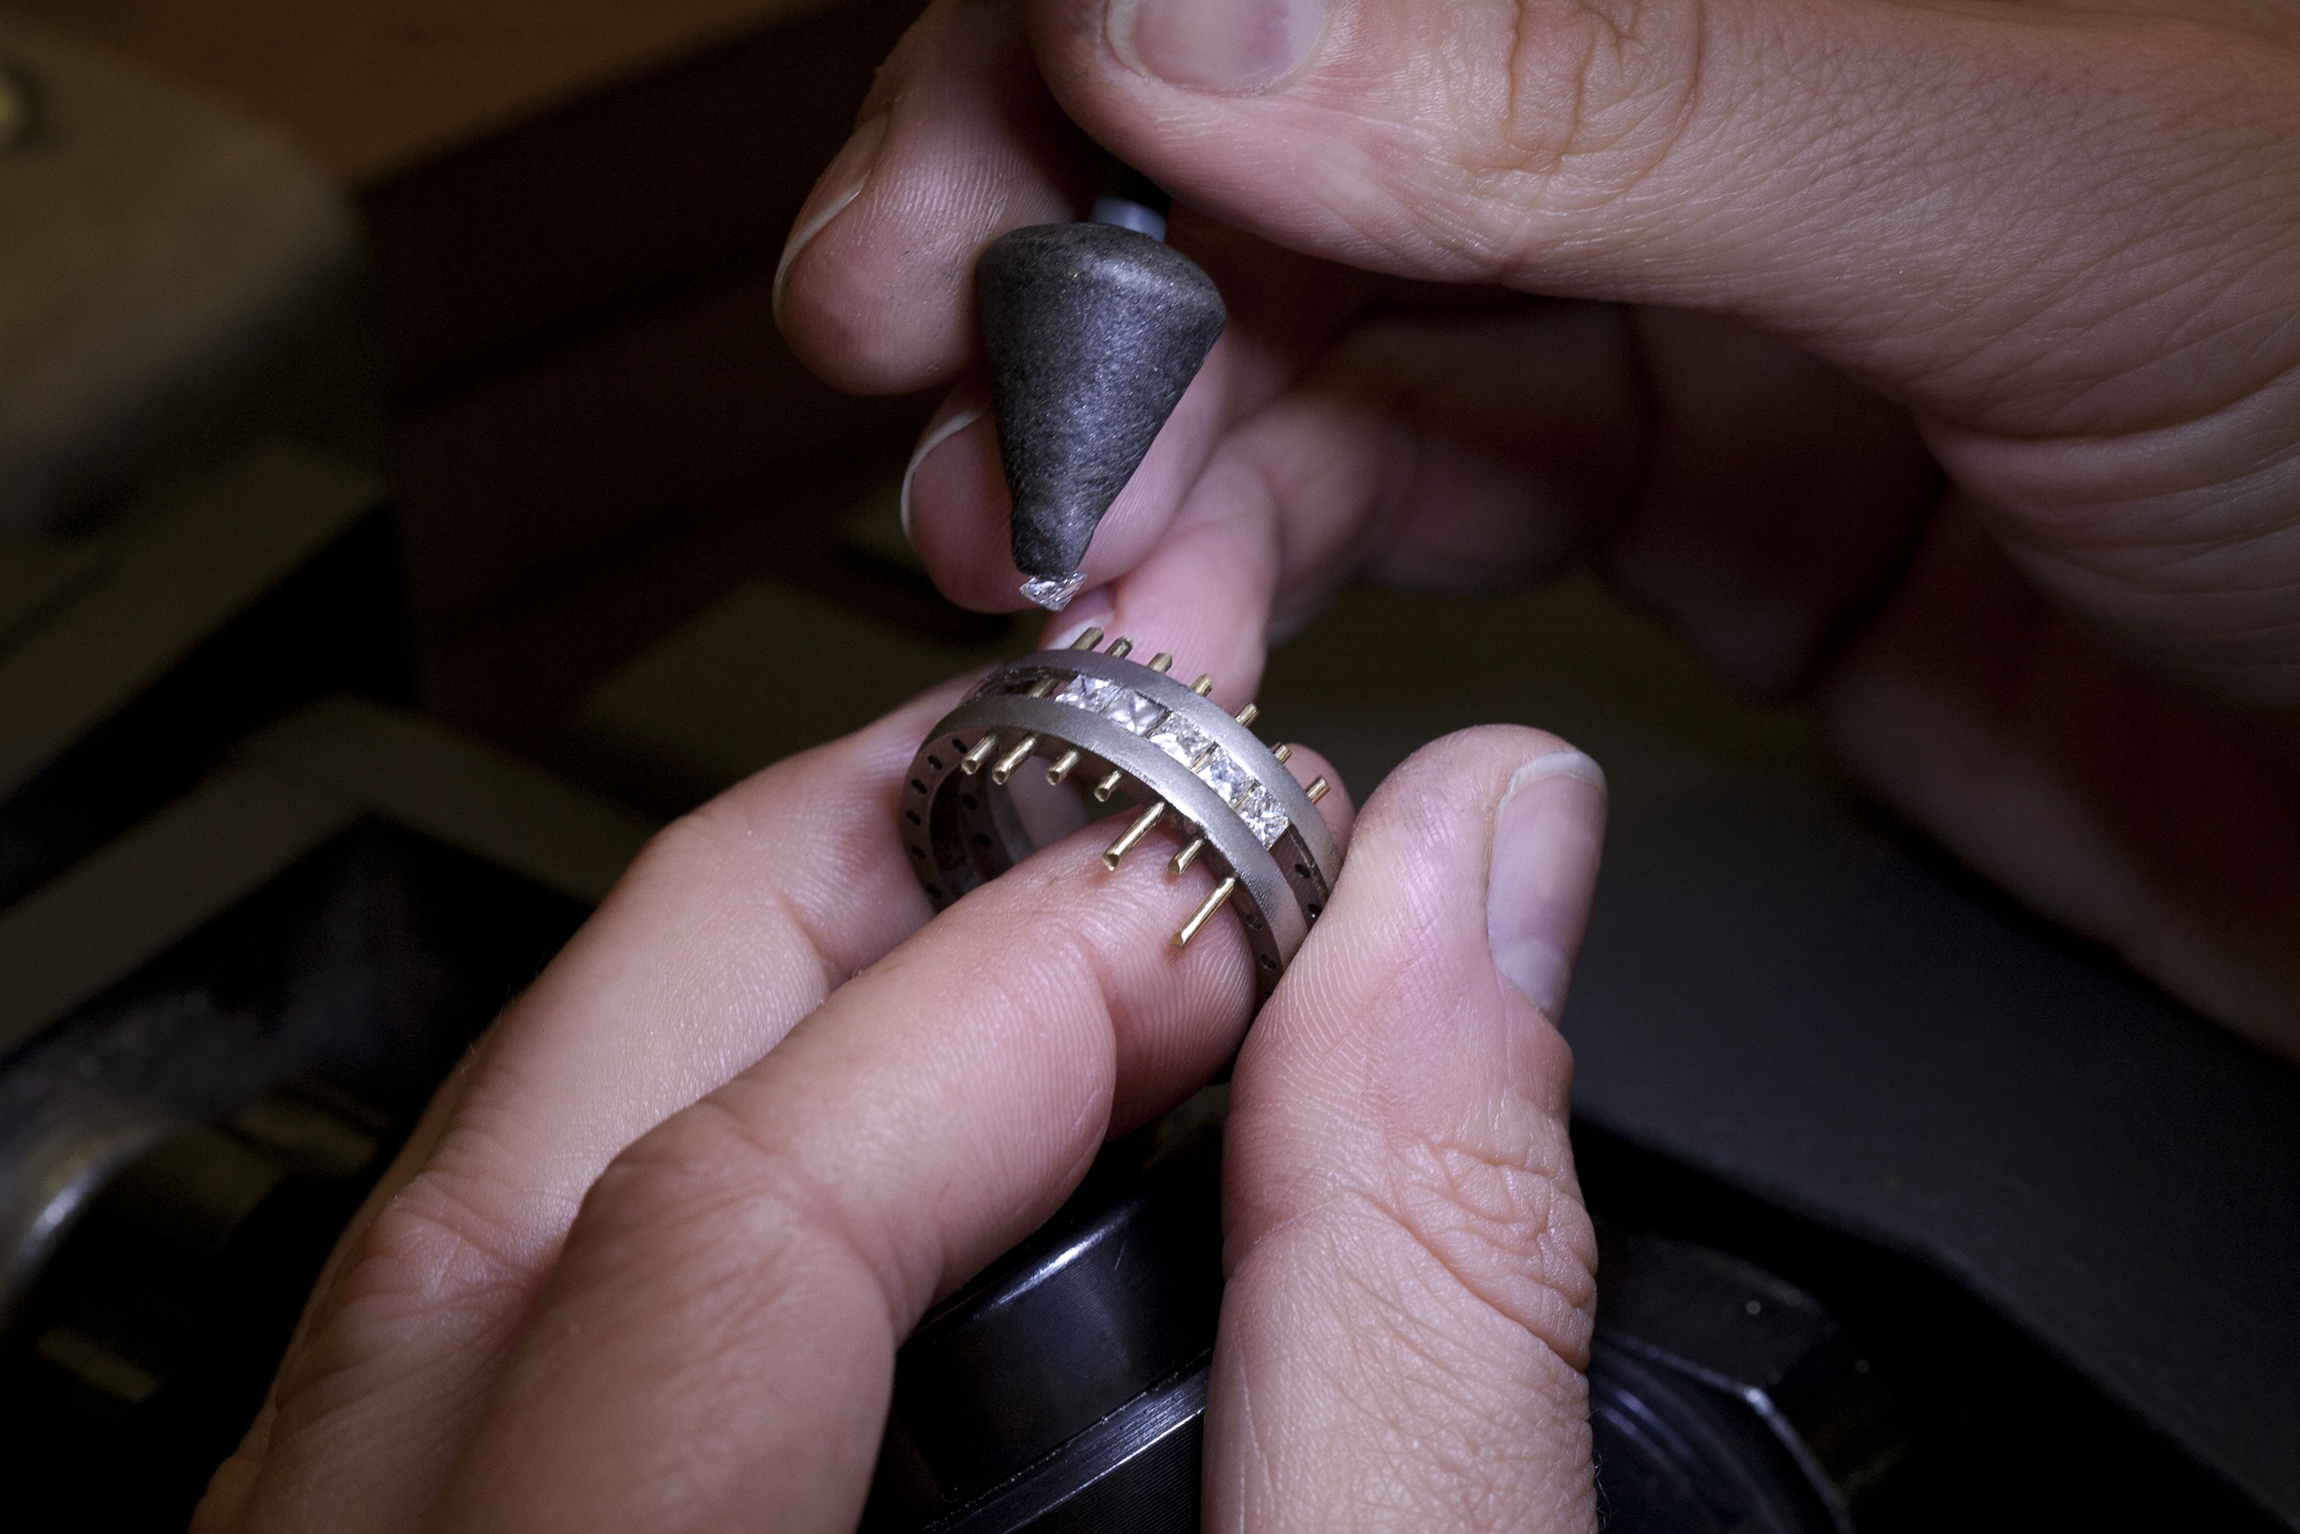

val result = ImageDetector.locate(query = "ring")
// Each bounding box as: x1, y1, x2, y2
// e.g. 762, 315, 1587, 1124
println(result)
900, 628, 1343, 998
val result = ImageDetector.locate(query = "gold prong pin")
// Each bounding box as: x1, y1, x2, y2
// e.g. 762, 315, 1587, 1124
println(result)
986, 635, 1099, 783
1172, 876, 1239, 949
1048, 634, 1130, 788
988, 677, 1061, 782
990, 736, 1038, 785
1103, 802, 1167, 868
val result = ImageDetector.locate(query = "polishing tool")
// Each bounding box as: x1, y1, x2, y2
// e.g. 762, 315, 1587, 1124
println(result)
976, 165, 1227, 611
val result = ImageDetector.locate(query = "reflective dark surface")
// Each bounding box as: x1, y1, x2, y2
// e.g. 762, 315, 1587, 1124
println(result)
0, 826, 587, 1531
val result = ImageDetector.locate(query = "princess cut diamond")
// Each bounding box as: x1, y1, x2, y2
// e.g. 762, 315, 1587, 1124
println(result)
1149, 714, 1212, 764
1055, 674, 1122, 713
1106, 690, 1167, 736
1232, 782, 1289, 847
1194, 748, 1255, 805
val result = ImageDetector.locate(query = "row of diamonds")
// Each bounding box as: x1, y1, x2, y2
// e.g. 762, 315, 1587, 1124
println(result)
1051, 672, 1292, 848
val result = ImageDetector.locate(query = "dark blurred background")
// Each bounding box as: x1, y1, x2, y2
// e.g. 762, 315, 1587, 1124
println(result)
3, 0, 969, 754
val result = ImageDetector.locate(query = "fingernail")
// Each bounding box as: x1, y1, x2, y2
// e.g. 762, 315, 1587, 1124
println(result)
1487, 752, 1607, 1021
773, 109, 891, 326
899, 397, 988, 546
1044, 587, 1115, 649
1108, 0, 1327, 93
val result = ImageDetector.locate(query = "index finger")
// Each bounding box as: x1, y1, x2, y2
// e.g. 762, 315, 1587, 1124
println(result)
217, 685, 964, 1533
424, 748, 1353, 1533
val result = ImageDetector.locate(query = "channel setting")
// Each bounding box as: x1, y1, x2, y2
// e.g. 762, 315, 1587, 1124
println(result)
900, 629, 1340, 997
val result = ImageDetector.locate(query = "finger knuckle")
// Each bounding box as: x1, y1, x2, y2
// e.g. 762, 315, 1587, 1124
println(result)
624, 798, 744, 891
1273, 1203, 1592, 1519
1400, 0, 1707, 266
1366, 1122, 1598, 1367
1326, 1317, 1568, 1520
580, 1103, 785, 1257
270, 1135, 540, 1423
619, 790, 856, 999
1515, 0, 1705, 172
580, 1099, 906, 1324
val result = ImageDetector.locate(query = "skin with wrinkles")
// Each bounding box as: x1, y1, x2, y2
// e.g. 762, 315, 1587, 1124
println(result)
777, 0, 2300, 1060
196, 666, 1612, 1532
1217, 733, 1599, 1531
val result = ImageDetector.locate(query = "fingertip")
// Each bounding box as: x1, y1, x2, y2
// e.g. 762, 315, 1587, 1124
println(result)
1210, 722, 1604, 1530
1262, 721, 1605, 1109
1106, 0, 1330, 96
901, 383, 993, 553
188, 1409, 272, 1534
1020, 449, 1285, 710
776, 0, 1094, 394
906, 404, 1028, 612
1487, 744, 1608, 1026
772, 107, 890, 340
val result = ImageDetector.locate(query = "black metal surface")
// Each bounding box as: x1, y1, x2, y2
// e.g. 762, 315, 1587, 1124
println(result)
863, 1111, 1225, 1530
1591, 1227, 1899, 1533
1565, 783, 2300, 1526
2, 1087, 382, 1530
1097, 164, 1171, 225
864, 1106, 1889, 1534
0, 822, 582, 1139
1589, 1344, 1840, 1534
976, 224, 1224, 580
864, 1085, 2287, 1533
0, 822, 588, 1531
1575, 1125, 2285, 1532
0, 506, 411, 911
928, 1367, 1208, 1534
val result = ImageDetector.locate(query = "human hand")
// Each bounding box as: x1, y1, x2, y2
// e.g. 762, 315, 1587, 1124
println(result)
774, 0, 2300, 1055
191, 683, 1611, 1532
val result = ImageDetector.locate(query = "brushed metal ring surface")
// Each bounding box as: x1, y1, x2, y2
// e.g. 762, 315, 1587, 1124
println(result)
900, 632, 1341, 999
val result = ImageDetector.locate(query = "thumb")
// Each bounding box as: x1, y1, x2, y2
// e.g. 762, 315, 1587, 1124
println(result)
1212, 726, 1608, 1531
1035, 0, 2300, 440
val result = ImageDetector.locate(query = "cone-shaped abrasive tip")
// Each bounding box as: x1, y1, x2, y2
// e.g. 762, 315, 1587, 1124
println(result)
978, 223, 1226, 581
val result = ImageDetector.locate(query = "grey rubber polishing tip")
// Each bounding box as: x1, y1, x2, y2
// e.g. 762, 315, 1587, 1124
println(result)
978, 223, 1226, 586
